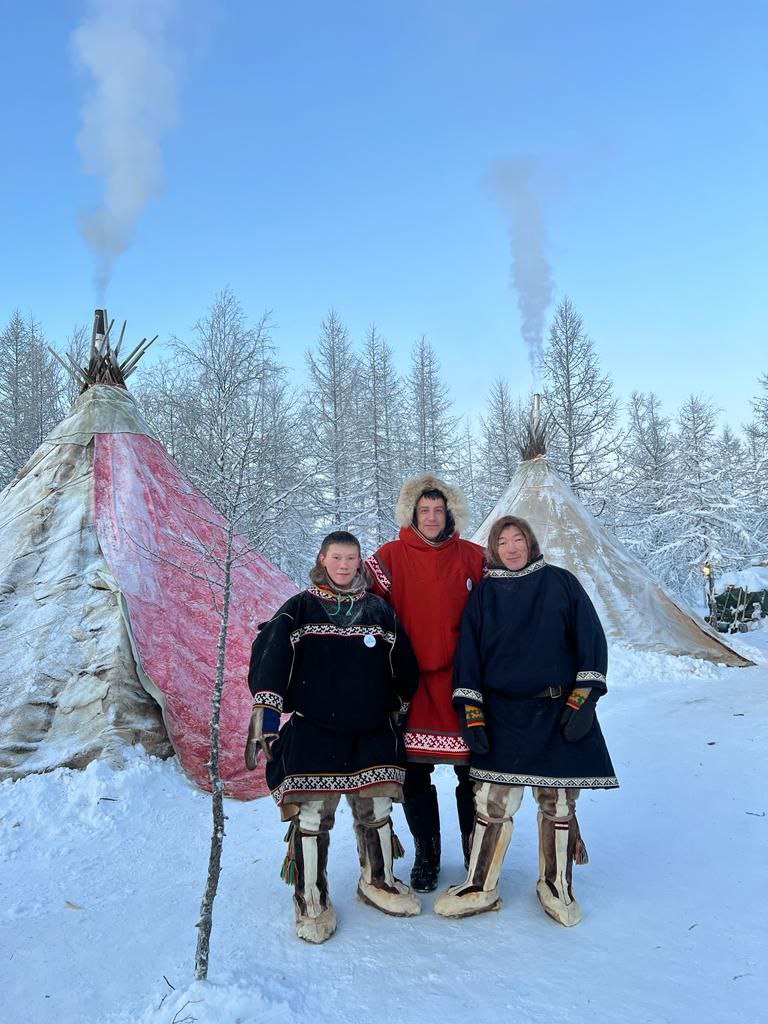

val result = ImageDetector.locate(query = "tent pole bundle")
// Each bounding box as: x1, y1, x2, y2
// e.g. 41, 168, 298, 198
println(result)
48, 308, 157, 391
519, 392, 548, 462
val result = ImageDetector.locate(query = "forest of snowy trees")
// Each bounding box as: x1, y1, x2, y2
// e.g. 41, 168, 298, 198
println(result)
2, 290, 767, 607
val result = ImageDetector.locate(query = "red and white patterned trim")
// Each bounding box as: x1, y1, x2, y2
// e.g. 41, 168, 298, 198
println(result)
453, 687, 483, 704
576, 670, 606, 685
271, 765, 405, 805
365, 555, 392, 594
470, 767, 619, 789
404, 730, 469, 758
251, 690, 283, 713
289, 623, 395, 646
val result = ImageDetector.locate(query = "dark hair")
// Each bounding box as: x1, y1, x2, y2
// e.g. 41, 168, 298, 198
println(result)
486, 515, 542, 568
412, 488, 456, 540
309, 531, 372, 588
318, 530, 361, 555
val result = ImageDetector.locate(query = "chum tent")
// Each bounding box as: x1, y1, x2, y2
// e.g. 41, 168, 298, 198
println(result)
473, 410, 752, 668
0, 312, 297, 796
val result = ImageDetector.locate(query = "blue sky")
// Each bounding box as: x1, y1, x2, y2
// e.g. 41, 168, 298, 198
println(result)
1, 1, 766, 429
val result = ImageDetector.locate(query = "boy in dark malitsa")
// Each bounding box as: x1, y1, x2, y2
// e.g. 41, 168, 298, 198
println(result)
246, 531, 421, 943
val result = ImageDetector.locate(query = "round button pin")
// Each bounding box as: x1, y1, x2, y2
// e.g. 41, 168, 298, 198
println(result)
364, 634, 376, 648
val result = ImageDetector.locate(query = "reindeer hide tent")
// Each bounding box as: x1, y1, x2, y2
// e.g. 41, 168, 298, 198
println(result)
473, 405, 751, 667
0, 312, 297, 796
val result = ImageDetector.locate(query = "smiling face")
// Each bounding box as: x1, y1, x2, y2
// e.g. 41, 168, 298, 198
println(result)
415, 496, 447, 541
497, 525, 529, 571
319, 543, 361, 588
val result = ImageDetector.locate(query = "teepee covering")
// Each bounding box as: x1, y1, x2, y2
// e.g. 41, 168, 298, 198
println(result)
473, 456, 752, 667
0, 321, 297, 795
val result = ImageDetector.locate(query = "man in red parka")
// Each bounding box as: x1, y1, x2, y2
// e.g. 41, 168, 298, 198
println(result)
366, 474, 485, 891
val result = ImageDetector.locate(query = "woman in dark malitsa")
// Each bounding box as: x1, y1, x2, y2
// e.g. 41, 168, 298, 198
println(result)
434, 515, 618, 927
246, 530, 421, 943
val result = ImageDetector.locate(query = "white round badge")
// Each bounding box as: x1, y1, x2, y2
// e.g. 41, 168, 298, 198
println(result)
466, 578, 473, 591
364, 634, 376, 648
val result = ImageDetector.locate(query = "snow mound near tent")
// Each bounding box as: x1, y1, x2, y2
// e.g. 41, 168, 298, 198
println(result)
716, 565, 768, 594
607, 636, 764, 685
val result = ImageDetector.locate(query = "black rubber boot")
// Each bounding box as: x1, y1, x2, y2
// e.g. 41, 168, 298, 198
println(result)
403, 786, 441, 892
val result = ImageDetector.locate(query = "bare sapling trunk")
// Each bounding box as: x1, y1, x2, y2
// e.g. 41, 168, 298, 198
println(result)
194, 522, 235, 981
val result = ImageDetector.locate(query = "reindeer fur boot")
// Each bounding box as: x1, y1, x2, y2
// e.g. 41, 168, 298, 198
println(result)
283, 803, 338, 944
434, 783, 524, 918
534, 786, 585, 928
352, 796, 421, 917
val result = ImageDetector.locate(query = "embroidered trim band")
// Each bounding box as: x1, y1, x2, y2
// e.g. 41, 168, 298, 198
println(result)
470, 768, 619, 789
487, 557, 547, 580
404, 731, 469, 756
576, 670, 606, 684
453, 688, 484, 704
271, 765, 405, 804
306, 583, 366, 603
365, 555, 392, 593
289, 623, 396, 646
251, 691, 283, 713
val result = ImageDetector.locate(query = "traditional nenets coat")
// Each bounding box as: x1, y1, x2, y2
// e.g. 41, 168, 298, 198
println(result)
248, 572, 421, 941
434, 555, 618, 927
366, 474, 485, 890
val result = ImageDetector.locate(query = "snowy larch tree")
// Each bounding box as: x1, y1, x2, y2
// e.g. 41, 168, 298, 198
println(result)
135, 290, 313, 583
405, 335, 458, 478
664, 396, 750, 604
304, 310, 361, 534
0, 311, 64, 488
539, 297, 621, 513
357, 325, 406, 547
616, 391, 677, 584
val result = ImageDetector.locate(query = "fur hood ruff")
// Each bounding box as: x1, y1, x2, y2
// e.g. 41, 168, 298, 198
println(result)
395, 473, 471, 534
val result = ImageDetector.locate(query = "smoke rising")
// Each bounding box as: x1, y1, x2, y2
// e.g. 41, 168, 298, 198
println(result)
72, 0, 178, 296
488, 157, 554, 377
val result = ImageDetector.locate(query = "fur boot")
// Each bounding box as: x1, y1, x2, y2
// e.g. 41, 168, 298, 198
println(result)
534, 787, 583, 928
434, 783, 524, 918
351, 795, 421, 917
284, 799, 338, 943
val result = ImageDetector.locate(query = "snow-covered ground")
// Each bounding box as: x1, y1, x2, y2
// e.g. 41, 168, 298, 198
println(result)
2, 634, 766, 1024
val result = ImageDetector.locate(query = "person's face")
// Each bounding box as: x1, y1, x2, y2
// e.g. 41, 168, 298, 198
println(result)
497, 526, 529, 570
415, 497, 447, 541
319, 543, 361, 587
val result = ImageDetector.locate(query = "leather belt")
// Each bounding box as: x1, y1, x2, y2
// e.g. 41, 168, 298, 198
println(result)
529, 686, 564, 699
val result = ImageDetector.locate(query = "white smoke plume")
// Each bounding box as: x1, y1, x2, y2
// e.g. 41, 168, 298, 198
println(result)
72, 0, 178, 296
488, 157, 554, 377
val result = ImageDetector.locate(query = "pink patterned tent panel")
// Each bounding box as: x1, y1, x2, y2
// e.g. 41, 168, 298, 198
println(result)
93, 432, 297, 799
